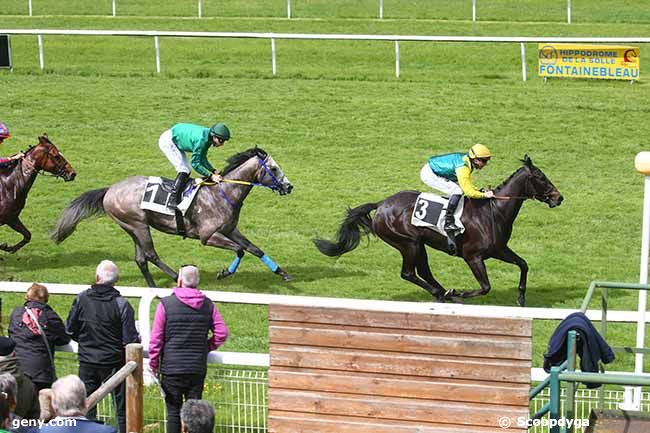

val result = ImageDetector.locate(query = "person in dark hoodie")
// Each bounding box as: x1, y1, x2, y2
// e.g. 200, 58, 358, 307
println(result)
0, 338, 39, 422
9, 283, 70, 391
148, 265, 228, 433
65, 260, 140, 433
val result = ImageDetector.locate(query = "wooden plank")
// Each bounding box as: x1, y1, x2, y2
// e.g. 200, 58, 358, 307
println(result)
270, 410, 527, 433
269, 367, 529, 405
270, 323, 532, 360
269, 305, 532, 337
269, 389, 528, 428
270, 345, 532, 383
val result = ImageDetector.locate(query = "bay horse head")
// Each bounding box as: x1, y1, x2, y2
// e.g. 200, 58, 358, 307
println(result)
23, 135, 76, 181
222, 147, 293, 195
519, 154, 563, 208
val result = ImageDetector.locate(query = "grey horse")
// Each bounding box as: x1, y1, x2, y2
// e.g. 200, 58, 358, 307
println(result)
51, 147, 293, 286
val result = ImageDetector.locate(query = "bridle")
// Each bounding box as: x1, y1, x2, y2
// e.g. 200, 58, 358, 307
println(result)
494, 170, 554, 202
218, 155, 285, 208
21, 142, 69, 179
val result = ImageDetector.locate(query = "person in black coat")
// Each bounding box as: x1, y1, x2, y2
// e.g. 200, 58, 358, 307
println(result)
65, 260, 140, 433
9, 284, 70, 391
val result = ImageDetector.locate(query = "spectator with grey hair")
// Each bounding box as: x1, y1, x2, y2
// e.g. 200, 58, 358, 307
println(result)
35, 375, 116, 432
149, 265, 228, 433
0, 373, 29, 433
1, 389, 10, 433
0, 338, 39, 422
65, 261, 140, 433
180, 400, 214, 433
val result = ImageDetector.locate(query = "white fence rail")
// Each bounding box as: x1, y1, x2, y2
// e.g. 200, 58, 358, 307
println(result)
22, 0, 575, 22
1, 280, 649, 382
2, 29, 650, 80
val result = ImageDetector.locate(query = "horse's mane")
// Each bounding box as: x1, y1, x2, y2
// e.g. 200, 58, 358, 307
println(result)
494, 155, 533, 192
222, 147, 268, 175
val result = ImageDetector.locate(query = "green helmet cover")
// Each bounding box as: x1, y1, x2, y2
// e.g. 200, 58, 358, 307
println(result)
210, 123, 231, 140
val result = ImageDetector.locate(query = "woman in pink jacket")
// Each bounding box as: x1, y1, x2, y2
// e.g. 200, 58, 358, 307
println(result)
148, 265, 229, 433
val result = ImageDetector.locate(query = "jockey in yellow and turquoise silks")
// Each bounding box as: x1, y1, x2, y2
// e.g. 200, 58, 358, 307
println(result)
420, 143, 495, 253
158, 122, 231, 209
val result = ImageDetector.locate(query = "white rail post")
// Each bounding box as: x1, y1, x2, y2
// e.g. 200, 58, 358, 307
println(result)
37, 34, 44, 70
154, 36, 160, 74
112, 0, 116, 17
287, 0, 291, 19
472, 0, 476, 22
633, 152, 650, 410
520, 42, 527, 81
198, 0, 202, 18
567, 0, 572, 24
28, 0, 33, 16
395, 40, 400, 78
271, 38, 277, 75
379, 0, 383, 19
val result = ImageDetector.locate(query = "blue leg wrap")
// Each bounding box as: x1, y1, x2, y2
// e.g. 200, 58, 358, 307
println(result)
228, 256, 242, 273
261, 254, 279, 272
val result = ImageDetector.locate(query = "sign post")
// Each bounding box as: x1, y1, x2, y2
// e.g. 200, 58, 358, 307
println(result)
629, 152, 650, 409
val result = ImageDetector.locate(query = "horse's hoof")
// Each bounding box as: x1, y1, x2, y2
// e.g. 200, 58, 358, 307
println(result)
217, 269, 233, 280
275, 268, 292, 281
518, 296, 526, 307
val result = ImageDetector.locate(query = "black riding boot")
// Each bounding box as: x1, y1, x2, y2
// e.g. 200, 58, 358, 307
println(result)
168, 172, 189, 209
444, 194, 462, 255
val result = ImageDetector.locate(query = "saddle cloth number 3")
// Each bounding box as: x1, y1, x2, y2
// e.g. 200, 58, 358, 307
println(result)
415, 198, 443, 226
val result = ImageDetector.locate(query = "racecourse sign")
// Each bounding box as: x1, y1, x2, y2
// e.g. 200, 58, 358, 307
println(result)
538, 44, 639, 80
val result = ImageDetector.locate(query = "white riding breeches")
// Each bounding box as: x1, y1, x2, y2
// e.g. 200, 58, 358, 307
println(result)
420, 164, 462, 196
159, 129, 191, 174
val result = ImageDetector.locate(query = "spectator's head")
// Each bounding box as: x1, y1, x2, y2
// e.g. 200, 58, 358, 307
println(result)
0, 336, 16, 357
25, 282, 49, 303
180, 399, 214, 433
0, 373, 17, 411
178, 265, 200, 288
0, 390, 10, 430
96, 260, 119, 285
51, 375, 87, 417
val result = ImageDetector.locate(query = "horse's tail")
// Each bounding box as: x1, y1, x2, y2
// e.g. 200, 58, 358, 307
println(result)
313, 202, 378, 257
51, 188, 108, 243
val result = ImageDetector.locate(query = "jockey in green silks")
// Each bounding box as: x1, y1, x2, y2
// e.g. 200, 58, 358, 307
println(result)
158, 122, 231, 209
420, 143, 495, 254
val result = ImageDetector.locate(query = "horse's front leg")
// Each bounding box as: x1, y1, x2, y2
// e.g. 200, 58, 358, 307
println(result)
0, 218, 32, 253
202, 231, 245, 280
226, 228, 291, 281
458, 256, 492, 300
492, 247, 528, 307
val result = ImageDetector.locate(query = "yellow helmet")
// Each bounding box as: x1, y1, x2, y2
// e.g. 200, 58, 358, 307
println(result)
468, 143, 492, 159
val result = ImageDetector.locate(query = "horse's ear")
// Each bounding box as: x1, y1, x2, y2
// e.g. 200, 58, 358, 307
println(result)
521, 154, 533, 166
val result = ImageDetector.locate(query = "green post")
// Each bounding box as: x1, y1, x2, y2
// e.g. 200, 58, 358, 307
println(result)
550, 366, 562, 433
566, 331, 577, 433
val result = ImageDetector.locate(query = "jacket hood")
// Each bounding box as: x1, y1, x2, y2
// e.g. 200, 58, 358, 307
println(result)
87, 284, 122, 301
173, 287, 209, 310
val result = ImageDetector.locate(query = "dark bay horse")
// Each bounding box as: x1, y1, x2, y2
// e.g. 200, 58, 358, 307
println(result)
0, 136, 76, 253
52, 147, 293, 287
314, 156, 563, 306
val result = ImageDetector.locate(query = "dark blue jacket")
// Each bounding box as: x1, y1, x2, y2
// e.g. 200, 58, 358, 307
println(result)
543, 312, 615, 388
30, 417, 116, 433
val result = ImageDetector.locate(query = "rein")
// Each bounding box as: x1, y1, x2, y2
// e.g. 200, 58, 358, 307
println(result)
210, 156, 283, 208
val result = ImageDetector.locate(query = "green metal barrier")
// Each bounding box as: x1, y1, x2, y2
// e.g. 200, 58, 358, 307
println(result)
530, 281, 650, 433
